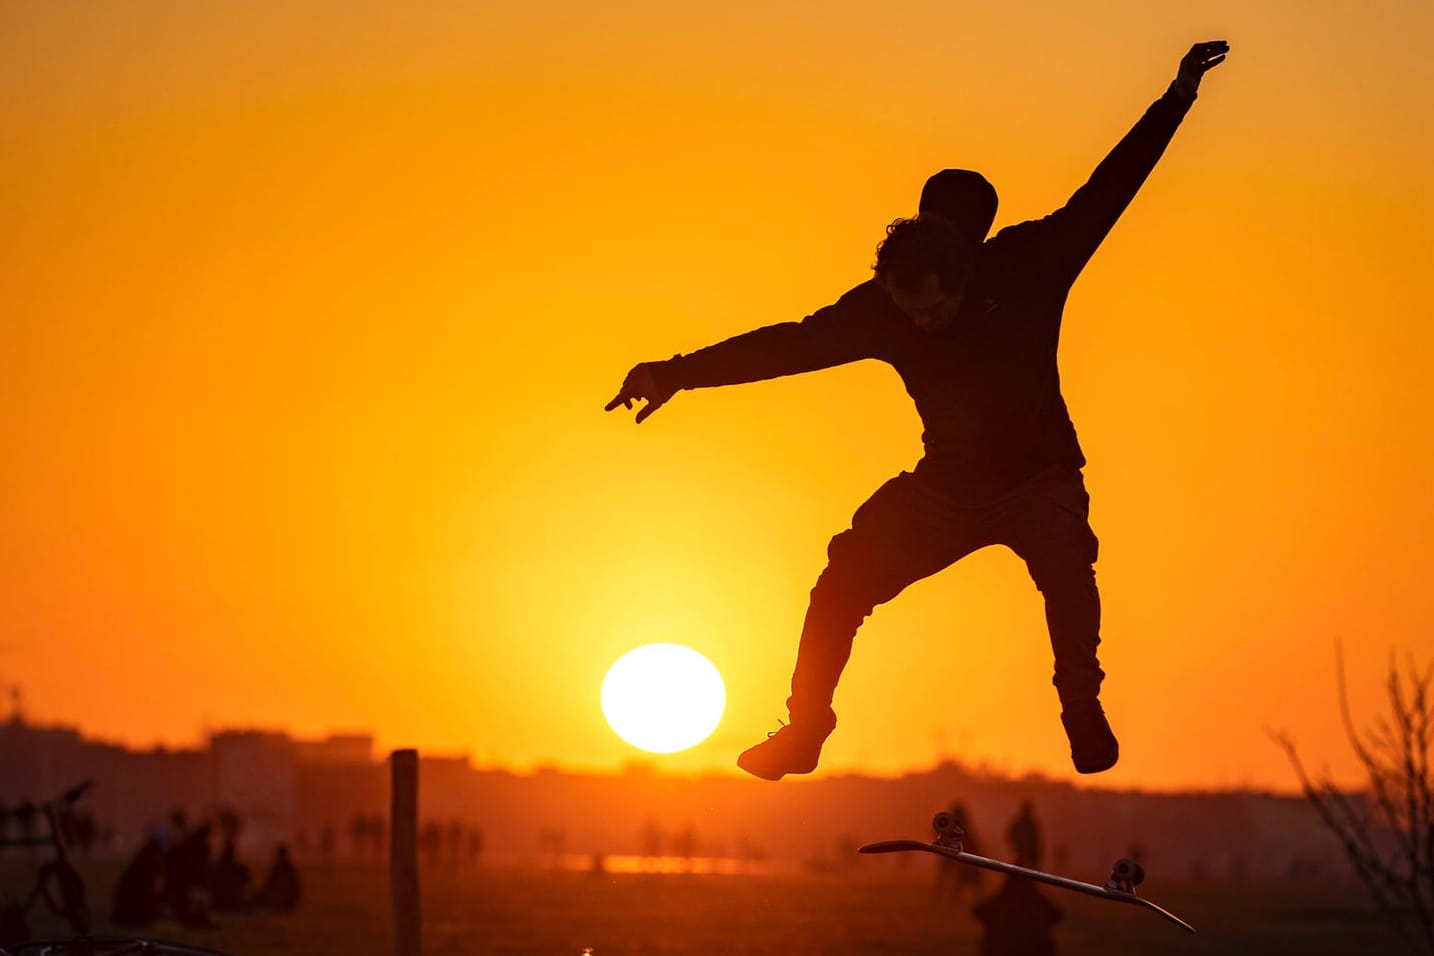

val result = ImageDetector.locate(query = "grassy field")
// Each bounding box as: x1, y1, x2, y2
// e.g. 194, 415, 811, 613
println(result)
4, 860, 1407, 955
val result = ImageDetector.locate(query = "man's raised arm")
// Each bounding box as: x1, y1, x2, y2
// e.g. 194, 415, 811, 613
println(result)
605, 282, 887, 423
1032, 40, 1229, 281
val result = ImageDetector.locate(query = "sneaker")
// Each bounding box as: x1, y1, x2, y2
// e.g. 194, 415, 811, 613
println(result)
737, 714, 836, 781
1061, 701, 1119, 774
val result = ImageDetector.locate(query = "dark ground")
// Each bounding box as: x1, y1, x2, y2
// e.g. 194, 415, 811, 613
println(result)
1, 859, 1406, 956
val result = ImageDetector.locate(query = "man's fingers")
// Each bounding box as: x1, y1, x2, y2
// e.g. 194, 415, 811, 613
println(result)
606, 364, 674, 422
604, 391, 641, 412
1202, 53, 1227, 71
1192, 41, 1229, 68
1185, 41, 1228, 66
637, 389, 676, 423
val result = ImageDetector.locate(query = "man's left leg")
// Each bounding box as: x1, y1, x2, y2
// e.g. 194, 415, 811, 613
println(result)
998, 469, 1118, 773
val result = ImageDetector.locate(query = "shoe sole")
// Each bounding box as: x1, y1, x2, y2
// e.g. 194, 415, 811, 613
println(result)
1073, 746, 1119, 774
736, 758, 818, 781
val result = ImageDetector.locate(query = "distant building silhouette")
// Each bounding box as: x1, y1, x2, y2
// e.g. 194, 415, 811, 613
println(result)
0, 717, 1365, 877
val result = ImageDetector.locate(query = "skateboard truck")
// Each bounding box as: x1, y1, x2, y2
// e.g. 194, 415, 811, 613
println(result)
931, 811, 965, 852
1106, 858, 1146, 895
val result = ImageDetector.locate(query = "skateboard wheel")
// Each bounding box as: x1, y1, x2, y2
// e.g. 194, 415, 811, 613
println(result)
933, 812, 955, 835
1112, 858, 1144, 886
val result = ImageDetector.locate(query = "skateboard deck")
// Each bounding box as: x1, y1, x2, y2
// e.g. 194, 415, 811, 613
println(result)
859, 812, 1195, 934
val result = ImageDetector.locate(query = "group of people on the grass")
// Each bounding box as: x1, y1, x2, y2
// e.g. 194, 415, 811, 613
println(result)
112, 808, 301, 929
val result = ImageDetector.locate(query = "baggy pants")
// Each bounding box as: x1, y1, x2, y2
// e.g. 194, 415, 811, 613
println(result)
787, 466, 1104, 722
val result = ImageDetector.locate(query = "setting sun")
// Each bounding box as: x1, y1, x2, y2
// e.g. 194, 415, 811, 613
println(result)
601, 644, 726, 754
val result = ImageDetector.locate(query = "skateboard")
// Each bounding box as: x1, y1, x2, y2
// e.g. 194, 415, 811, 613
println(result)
859, 811, 1196, 934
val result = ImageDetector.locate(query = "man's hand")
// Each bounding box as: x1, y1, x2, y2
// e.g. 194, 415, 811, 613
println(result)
1171, 40, 1229, 103
605, 362, 677, 423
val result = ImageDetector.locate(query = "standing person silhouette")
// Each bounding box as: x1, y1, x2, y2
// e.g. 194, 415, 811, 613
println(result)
1007, 801, 1043, 869
607, 41, 1229, 780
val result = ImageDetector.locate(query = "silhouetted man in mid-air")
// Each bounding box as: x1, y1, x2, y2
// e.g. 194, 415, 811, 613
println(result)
607, 41, 1229, 780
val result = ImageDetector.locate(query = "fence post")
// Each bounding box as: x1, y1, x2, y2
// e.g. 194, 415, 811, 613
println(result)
390, 748, 420, 956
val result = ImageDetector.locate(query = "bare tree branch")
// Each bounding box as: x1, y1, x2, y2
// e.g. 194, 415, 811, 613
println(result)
1277, 643, 1434, 956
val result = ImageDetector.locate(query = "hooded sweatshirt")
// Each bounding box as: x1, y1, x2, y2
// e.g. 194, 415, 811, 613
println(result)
655, 87, 1195, 504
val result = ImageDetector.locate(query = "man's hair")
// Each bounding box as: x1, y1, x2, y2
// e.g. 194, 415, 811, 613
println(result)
872, 216, 976, 294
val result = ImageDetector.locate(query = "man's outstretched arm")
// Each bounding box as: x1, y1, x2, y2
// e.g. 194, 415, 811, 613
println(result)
605, 282, 887, 423
1034, 40, 1229, 280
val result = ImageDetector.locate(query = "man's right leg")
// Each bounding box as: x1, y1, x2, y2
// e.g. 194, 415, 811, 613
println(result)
738, 472, 975, 780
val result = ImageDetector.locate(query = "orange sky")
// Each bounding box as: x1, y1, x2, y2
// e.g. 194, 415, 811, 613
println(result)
3, 1, 1432, 792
